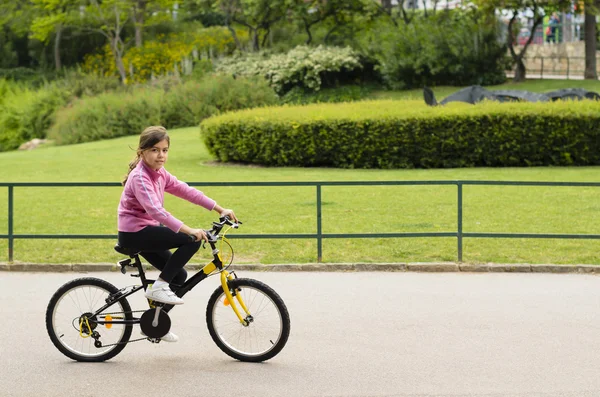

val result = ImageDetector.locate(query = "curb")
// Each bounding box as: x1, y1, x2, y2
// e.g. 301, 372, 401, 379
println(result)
1, 262, 600, 274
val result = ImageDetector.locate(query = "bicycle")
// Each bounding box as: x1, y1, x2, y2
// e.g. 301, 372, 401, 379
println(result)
45, 216, 291, 363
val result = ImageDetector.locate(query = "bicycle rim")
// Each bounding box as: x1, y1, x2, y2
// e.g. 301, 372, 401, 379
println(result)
51, 285, 128, 359
211, 285, 284, 359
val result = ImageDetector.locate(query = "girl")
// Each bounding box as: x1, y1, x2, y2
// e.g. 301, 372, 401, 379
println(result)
117, 126, 237, 341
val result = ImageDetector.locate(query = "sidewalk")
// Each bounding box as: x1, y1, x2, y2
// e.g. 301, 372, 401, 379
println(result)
1, 262, 600, 274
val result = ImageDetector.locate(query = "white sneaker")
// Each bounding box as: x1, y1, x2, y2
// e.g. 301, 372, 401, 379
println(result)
141, 330, 179, 343
145, 284, 184, 305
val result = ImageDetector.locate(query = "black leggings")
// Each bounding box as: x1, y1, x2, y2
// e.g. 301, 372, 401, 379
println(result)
118, 226, 201, 288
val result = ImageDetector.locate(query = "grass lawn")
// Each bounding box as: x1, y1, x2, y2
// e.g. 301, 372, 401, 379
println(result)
2, 80, 600, 266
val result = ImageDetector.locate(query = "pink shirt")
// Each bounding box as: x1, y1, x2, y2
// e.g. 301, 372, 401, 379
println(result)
118, 161, 216, 233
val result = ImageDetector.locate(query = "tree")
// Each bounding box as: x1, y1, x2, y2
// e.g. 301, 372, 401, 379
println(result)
583, 0, 598, 79
290, 0, 372, 45
476, 0, 571, 82
292, 0, 337, 44
0, 0, 38, 67
30, 0, 82, 71
78, 0, 132, 83
130, 0, 176, 48
200, 0, 292, 51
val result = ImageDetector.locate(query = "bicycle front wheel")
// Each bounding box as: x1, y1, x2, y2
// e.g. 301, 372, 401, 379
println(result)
46, 277, 133, 362
206, 278, 290, 362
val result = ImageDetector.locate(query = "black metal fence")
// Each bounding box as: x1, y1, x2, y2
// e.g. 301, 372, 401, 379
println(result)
3, 181, 600, 263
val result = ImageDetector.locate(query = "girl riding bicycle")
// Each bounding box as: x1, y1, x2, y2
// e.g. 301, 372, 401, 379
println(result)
117, 126, 238, 341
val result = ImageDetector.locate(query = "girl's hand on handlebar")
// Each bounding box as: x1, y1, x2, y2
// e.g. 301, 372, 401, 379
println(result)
219, 208, 238, 223
189, 228, 208, 243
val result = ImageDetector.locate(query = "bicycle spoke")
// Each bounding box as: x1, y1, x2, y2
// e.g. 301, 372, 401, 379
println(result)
210, 284, 284, 358
51, 285, 127, 358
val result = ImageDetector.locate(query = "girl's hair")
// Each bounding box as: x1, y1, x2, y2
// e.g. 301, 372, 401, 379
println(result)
122, 126, 170, 185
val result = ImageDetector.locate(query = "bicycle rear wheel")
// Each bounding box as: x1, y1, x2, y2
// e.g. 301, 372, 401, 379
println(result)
206, 278, 290, 362
46, 277, 133, 362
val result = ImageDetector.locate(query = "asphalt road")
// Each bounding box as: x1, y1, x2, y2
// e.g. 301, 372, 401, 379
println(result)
2, 270, 600, 397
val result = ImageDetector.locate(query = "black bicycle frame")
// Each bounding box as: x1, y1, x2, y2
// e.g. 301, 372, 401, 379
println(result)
92, 241, 224, 325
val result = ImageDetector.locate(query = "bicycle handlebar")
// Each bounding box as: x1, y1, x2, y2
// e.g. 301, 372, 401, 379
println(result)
189, 216, 242, 244
210, 216, 241, 236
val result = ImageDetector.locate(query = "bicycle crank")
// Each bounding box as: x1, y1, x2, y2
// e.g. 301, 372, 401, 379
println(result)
139, 307, 171, 338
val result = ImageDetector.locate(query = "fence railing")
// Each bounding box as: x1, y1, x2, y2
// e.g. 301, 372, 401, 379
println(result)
3, 181, 600, 263
505, 56, 600, 80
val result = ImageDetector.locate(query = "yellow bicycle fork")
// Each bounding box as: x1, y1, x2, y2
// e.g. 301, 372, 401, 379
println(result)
201, 257, 251, 326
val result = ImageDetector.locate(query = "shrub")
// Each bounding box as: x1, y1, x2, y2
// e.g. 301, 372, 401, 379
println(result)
201, 100, 600, 169
0, 67, 59, 87
281, 85, 370, 104
49, 75, 278, 145
0, 84, 71, 151
161, 74, 278, 128
0, 71, 125, 152
56, 70, 123, 98
48, 88, 164, 145
360, 11, 508, 89
214, 45, 364, 95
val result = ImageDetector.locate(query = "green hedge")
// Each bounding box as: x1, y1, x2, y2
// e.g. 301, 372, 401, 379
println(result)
280, 85, 371, 105
201, 100, 600, 168
49, 75, 278, 145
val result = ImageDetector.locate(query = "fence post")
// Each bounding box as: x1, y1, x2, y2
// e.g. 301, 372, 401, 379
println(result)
316, 184, 322, 262
566, 57, 570, 79
457, 182, 463, 262
8, 185, 13, 262
541, 57, 544, 79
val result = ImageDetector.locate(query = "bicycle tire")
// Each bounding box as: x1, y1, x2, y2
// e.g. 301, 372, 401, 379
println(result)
46, 277, 133, 362
206, 278, 290, 362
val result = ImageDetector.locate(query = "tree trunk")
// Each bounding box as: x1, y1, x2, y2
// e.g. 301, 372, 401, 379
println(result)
134, 0, 147, 48
381, 0, 392, 12
584, 10, 597, 79
111, 37, 127, 84
54, 25, 63, 71
227, 25, 242, 50
507, 12, 542, 82
251, 28, 259, 51
224, 4, 242, 51
514, 58, 526, 82
303, 19, 313, 45
261, 28, 271, 48
324, 16, 341, 44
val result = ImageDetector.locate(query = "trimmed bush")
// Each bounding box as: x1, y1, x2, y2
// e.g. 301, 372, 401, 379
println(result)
201, 100, 600, 169
49, 75, 278, 145
281, 85, 371, 105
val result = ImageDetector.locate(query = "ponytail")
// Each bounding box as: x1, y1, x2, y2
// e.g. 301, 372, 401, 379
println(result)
122, 153, 141, 185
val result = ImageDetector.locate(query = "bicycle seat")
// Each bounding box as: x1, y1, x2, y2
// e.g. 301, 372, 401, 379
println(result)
114, 244, 141, 257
